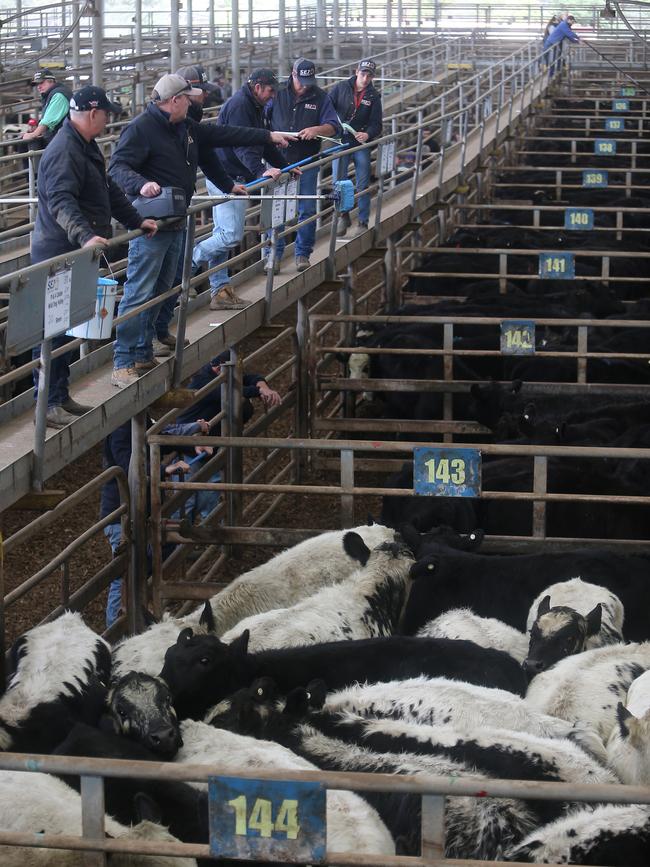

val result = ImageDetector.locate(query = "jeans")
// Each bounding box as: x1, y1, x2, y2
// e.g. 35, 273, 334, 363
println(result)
272, 167, 319, 262
32, 333, 73, 407
333, 147, 371, 225
155, 230, 188, 339
192, 181, 248, 296
104, 523, 123, 628
170, 460, 222, 523
113, 230, 183, 369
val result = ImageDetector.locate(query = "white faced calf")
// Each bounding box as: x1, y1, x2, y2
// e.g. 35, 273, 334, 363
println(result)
107, 672, 182, 757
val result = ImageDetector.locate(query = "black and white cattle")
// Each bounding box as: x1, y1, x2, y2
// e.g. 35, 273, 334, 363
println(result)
524, 577, 625, 675
220, 533, 413, 650
175, 719, 395, 857
106, 672, 182, 757
0, 769, 196, 866
323, 677, 606, 761
417, 609, 529, 664
525, 642, 650, 740
506, 804, 650, 865
159, 630, 529, 720
606, 670, 650, 785
0, 612, 110, 753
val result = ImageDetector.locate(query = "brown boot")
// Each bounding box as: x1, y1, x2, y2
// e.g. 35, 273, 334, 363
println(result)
209, 285, 248, 310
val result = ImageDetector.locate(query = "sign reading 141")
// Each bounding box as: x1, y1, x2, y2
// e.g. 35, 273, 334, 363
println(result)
413, 447, 481, 498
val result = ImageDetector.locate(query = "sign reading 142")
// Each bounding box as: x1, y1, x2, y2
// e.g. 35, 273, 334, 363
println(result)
413, 447, 481, 498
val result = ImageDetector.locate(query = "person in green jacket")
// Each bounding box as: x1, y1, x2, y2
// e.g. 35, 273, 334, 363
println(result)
22, 69, 72, 144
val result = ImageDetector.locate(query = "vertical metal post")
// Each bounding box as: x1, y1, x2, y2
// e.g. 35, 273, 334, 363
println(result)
72, 0, 81, 87
442, 322, 453, 443
226, 347, 244, 531
171, 0, 181, 71
278, 0, 287, 78
32, 338, 52, 493
326, 206, 339, 281
208, 0, 216, 75
332, 0, 340, 61
264, 227, 279, 323
421, 794, 445, 861
340, 448, 355, 528
316, 0, 325, 64
340, 267, 355, 419
294, 297, 308, 480
172, 214, 195, 388
91, 0, 103, 87
15, 0, 22, 37
384, 233, 396, 309
231, 0, 241, 89
186, 0, 193, 54
361, 0, 369, 55
80, 775, 107, 867
128, 411, 147, 636
27, 149, 37, 225
410, 108, 424, 219
149, 442, 163, 618
532, 455, 548, 538
134, 0, 144, 109
247, 0, 254, 44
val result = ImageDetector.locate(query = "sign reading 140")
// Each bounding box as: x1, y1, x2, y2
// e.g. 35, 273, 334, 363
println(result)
565, 208, 594, 230
413, 447, 481, 497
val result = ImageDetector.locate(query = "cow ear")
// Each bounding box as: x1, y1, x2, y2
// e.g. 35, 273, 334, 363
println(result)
537, 596, 552, 617
305, 678, 327, 709
343, 531, 371, 567
469, 383, 482, 398
199, 602, 216, 633
555, 422, 567, 443
466, 528, 484, 549
366, 513, 375, 526
141, 606, 159, 628
617, 702, 634, 739
229, 629, 250, 657
133, 792, 162, 825
399, 523, 421, 556
177, 627, 194, 644
284, 687, 310, 717
585, 603, 602, 637
250, 677, 276, 702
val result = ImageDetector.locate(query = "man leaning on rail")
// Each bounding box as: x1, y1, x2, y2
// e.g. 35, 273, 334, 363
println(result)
108, 73, 292, 389
22, 68, 72, 144
30, 85, 158, 429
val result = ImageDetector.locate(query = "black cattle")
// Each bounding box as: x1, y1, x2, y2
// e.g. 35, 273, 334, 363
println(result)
402, 547, 650, 638
159, 630, 529, 719
399, 522, 484, 558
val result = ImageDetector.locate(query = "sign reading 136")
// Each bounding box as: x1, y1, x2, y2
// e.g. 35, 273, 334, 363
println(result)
413, 447, 481, 497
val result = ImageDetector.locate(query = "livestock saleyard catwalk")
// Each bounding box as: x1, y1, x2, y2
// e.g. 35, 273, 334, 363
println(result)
4, 21, 650, 866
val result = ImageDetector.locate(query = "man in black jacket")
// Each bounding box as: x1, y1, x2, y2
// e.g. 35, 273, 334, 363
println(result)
30, 85, 157, 428
192, 68, 298, 309
108, 73, 290, 388
330, 59, 382, 236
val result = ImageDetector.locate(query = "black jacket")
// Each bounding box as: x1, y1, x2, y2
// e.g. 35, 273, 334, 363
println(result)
31, 118, 142, 263
266, 77, 341, 161
108, 102, 271, 206
216, 85, 288, 183
329, 76, 383, 144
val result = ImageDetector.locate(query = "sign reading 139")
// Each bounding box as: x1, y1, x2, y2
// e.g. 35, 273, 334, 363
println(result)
209, 776, 326, 862
413, 447, 481, 497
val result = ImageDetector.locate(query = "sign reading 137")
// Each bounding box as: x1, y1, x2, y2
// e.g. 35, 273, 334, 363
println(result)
413, 447, 481, 497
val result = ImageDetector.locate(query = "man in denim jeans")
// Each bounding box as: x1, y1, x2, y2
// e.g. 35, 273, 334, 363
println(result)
330, 59, 383, 236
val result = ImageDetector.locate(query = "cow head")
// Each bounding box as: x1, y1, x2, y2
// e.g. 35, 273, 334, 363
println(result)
409, 554, 441, 581
607, 702, 650, 785
523, 596, 602, 677
399, 522, 484, 557
107, 672, 182, 758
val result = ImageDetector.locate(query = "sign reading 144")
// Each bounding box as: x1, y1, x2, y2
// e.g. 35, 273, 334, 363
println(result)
413, 447, 481, 498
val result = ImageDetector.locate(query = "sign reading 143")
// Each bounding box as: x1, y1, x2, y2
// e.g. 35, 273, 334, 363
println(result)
413, 447, 481, 498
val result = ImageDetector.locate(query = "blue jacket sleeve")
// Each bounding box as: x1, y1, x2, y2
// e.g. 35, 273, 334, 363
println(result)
198, 149, 236, 193
162, 422, 202, 436
318, 95, 342, 135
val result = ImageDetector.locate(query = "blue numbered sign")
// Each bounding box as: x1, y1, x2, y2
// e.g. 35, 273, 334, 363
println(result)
539, 252, 575, 279
564, 208, 594, 230
209, 776, 326, 863
501, 320, 535, 355
621, 86, 636, 96
582, 170, 608, 188
414, 447, 481, 498
594, 138, 616, 156
612, 99, 629, 111
605, 118, 624, 132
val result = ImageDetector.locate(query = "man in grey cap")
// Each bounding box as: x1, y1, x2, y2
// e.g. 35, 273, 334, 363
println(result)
23, 68, 72, 143
174, 64, 218, 122
108, 73, 291, 387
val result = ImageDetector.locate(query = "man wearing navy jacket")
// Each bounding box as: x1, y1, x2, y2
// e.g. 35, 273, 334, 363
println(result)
192, 68, 297, 310
543, 15, 579, 75
330, 59, 383, 236
265, 58, 340, 272
108, 73, 290, 388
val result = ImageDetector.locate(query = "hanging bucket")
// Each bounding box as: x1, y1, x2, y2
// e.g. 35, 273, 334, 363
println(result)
67, 277, 119, 340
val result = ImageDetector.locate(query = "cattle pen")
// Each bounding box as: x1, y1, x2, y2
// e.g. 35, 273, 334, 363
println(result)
2, 8, 650, 865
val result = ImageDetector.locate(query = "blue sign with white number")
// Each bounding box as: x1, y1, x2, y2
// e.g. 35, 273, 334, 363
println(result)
605, 118, 625, 132
582, 170, 608, 188
414, 447, 481, 498
501, 320, 535, 355
565, 208, 594, 230
612, 99, 629, 111
595, 138, 616, 156
539, 252, 575, 279
209, 776, 326, 863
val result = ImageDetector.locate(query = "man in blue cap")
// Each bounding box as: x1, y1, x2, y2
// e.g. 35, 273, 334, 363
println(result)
265, 58, 340, 272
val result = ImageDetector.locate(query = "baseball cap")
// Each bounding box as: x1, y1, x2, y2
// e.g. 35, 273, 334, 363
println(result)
30, 69, 56, 86
152, 73, 203, 102
175, 64, 218, 92
69, 85, 123, 113
248, 68, 279, 88
358, 59, 377, 74
292, 58, 316, 85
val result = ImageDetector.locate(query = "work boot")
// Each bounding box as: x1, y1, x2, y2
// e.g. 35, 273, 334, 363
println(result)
111, 366, 140, 389
337, 212, 351, 237
134, 359, 158, 372
209, 285, 248, 310
264, 257, 281, 275
44, 405, 78, 428
295, 255, 310, 272
61, 397, 93, 415
358, 221, 369, 230
152, 339, 173, 357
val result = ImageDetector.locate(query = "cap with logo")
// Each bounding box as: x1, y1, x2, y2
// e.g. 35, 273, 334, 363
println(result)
292, 58, 316, 86
69, 85, 123, 113
30, 68, 57, 86
248, 68, 279, 88
152, 73, 203, 102
174, 65, 219, 92
358, 59, 377, 74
